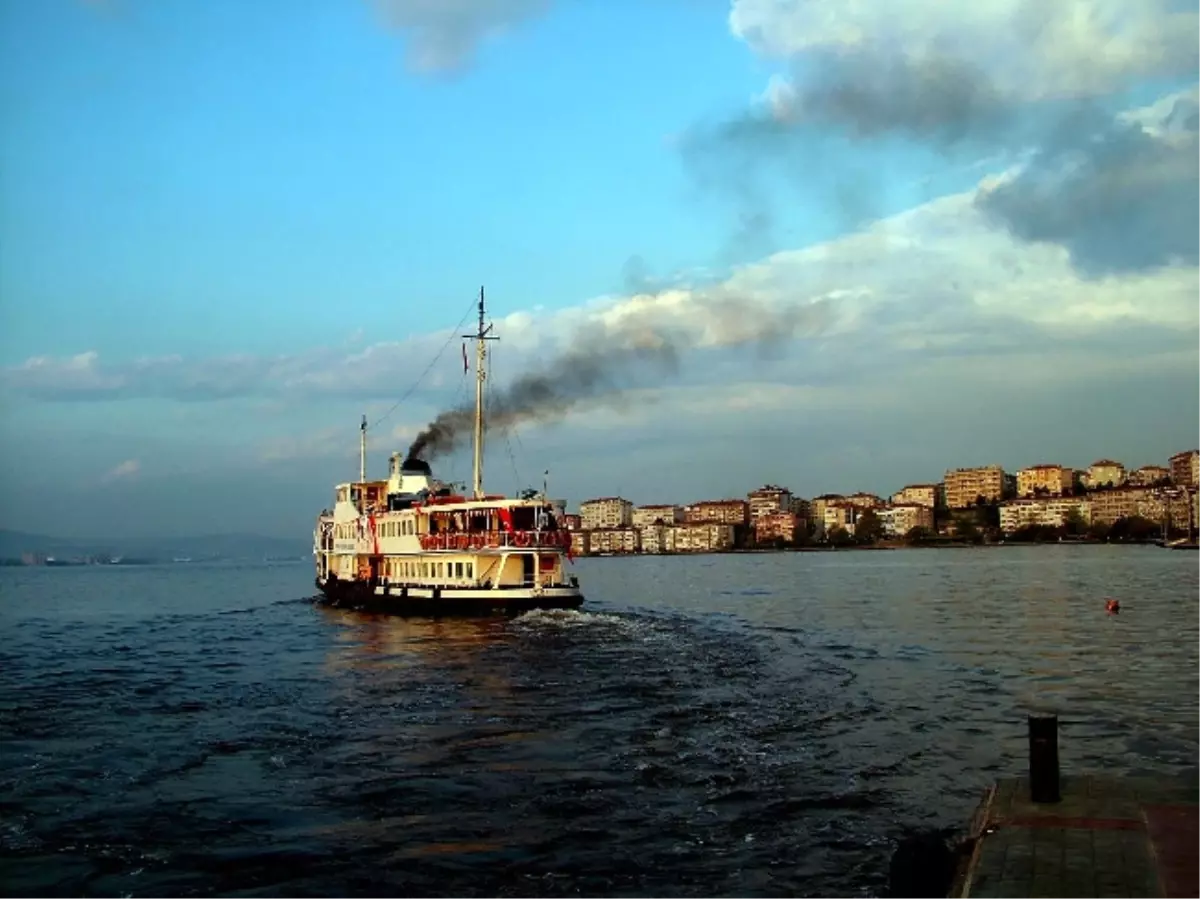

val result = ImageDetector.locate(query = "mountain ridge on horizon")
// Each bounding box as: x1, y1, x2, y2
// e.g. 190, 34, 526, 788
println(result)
0, 528, 310, 560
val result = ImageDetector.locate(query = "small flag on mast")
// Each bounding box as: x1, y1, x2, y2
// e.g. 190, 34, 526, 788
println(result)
462, 342, 469, 375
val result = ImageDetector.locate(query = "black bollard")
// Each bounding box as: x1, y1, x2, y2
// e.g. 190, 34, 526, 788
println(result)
1028, 714, 1061, 803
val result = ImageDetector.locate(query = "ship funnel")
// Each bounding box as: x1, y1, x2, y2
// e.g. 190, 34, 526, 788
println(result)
401, 458, 432, 476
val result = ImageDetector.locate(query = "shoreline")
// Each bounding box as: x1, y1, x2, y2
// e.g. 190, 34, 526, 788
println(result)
574, 539, 1170, 559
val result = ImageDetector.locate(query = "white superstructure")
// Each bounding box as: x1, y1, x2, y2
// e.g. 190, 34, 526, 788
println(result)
313, 288, 583, 613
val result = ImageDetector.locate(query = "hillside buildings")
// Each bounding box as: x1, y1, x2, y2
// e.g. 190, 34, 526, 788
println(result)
566, 446, 1197, 555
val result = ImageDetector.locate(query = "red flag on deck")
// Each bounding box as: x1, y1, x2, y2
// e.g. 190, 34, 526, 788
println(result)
462, 342, 468, 374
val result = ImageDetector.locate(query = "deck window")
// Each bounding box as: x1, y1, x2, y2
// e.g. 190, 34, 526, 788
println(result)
466, 562, 474, 579
454, 562, 463, 578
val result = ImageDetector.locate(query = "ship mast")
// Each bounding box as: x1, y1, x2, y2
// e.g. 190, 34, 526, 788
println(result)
466, 286, 498, 500
359, 414, 367, 484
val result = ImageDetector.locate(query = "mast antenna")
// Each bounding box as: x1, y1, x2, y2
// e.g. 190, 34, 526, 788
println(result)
465, 286, 498, 500
359, 414, 367, 484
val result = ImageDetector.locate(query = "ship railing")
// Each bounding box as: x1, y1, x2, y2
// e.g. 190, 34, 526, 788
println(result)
416, 529, 574, 552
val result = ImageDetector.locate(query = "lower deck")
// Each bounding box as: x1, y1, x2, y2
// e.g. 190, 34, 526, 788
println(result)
315, 572, 583, 615
315, 547, 574, 592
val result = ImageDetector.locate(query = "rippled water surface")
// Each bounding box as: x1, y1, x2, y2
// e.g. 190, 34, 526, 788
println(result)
1, 547, 1197, 896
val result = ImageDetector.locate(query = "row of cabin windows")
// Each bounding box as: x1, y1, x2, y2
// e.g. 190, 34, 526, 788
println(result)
385, 559, 474, 580
336, 520, 417, 540
380, 519, 416, 537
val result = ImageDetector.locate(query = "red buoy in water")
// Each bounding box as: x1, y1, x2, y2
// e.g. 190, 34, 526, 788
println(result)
1105, 598, 1120, 615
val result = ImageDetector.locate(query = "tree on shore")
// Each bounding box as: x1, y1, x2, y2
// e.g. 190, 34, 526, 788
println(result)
854, 509, 884, 544
827, 526, 853, 547
905, 526, 935, 545
1062, 508, 1088, 536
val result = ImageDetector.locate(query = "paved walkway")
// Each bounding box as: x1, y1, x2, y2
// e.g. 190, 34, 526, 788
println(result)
955, 774, 1198, 898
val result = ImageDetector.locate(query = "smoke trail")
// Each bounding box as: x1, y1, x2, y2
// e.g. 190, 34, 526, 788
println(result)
405, 282, 832, 462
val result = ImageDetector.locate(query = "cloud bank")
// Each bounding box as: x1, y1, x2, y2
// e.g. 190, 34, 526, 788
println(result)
685, 0, 1199, 272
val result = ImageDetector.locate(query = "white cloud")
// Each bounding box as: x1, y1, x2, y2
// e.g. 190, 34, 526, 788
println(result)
101, 459, 141, 484
729, 0, 1198, 101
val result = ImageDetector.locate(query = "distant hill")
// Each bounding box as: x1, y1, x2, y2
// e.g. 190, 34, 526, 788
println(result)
0, 529, 309, 561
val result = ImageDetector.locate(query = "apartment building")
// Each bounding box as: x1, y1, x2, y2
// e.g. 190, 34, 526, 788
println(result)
1088, 487, 1145, 525
665, 523, 736, 553
579, 497, 633, 530
1169, 450, 1199, 488
890, 484, 943, 508
944, 466, 1006, 508
810, 494, 844, 537
845, 492, 885, 509
789, 496, 812, 519
561, 514, 582, 531
639, 524, 668, 554
748, 485, 792, 519
1129, 465, 1171, 487
823, 501, 859, 536
998, 497, 1092, 533
1141, 488, 1198, 530
1016, 464, 1073, 497
685, 500, 749, 527
631, 504, 684, 527
754, 511, 799, 544
878, 503, 934, 537
586, 527, 639, 554
1082, 459, 1127, 489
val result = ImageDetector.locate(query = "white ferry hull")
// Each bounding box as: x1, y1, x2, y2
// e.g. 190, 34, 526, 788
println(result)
315, 573, 583, 615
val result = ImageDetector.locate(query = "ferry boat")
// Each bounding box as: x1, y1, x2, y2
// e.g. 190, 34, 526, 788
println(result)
313, 288, 584, 615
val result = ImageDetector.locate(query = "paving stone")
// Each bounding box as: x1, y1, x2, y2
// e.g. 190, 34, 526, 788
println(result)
960, 774, 1197, 899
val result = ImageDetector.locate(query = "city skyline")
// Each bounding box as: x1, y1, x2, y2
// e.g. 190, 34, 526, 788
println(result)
1, 1, 1197, 539
571, 448, 1199, 511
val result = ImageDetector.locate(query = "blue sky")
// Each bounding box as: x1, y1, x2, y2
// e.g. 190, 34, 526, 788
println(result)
1, 0, 1197, 539
2, 0, 767, 360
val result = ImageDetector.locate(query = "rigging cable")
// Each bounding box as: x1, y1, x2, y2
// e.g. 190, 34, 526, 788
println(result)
445, 360, 471, 491
485, 347, 524, 491
368, 295, 478, 432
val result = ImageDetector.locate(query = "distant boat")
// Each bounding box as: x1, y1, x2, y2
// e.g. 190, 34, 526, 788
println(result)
172, 557, 193, 563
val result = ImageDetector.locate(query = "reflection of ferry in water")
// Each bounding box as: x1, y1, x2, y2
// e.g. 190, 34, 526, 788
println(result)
313, 289, 584, 615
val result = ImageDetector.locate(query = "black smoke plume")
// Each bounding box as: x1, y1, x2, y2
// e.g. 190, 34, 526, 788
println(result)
405, 282, 832, 462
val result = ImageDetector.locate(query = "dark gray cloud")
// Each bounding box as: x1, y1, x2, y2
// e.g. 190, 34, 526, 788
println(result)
975, 96, 1200, 277
683, 3, 1199, 278
679, 48, 1027, 258
371, 0, 552, 73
